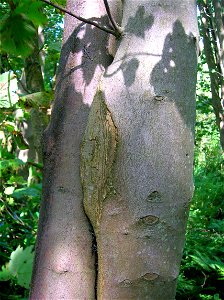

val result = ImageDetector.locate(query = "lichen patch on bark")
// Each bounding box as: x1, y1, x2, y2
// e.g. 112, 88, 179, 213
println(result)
80, 86, 118, 232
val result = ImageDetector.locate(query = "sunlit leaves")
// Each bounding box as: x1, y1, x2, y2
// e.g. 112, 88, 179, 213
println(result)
0, 246, 34, 289
0, 0, 47, 57
1, 13, 36, 57
14, 0, 47, 26
0, 72, 19, 108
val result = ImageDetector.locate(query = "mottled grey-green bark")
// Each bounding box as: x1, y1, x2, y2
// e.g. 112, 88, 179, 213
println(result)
31, 0, 198, 299
81, 1, 198, 299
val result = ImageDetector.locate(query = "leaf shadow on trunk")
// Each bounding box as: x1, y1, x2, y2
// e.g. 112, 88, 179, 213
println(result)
41, 15, 113, 187
31, 14, 114, 298
150, 20, 198, 133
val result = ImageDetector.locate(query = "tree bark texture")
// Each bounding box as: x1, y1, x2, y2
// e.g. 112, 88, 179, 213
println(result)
213, 0, 224, 96
81, 1, 198, 299
30, 0, 121, 298
31, 0, 198, 299
213, 0, 224, 148
199, 1, 224, 150
18, 29, 48, 163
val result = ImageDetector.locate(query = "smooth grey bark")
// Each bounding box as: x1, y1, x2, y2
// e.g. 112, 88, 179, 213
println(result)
31, 0, 198, 299
30, 0, 121, 298
81, 1, 198, 299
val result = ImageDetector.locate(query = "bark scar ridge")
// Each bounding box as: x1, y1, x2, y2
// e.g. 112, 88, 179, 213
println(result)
80, 86, 118, 232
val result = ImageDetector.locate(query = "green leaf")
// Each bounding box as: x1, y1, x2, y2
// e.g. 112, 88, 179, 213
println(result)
1, 121, 17, 132
8, 245, 34, 289
20, 91, 54, 108
0, 13, 36, 57
0, 72, 19, 108
12, 186, 41, 199
14, 0, 47, 27
4, 186, 15, 195
13, 131, 29, 150
0, 158, 25, 171
0, 265, 12, 281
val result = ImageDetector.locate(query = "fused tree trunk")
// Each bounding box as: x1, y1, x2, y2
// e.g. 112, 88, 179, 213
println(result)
31, 0, 198, 299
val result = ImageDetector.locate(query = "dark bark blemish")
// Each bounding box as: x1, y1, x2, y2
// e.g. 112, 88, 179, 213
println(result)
119, 279, 132, 287
139, 215, 159, 226
147, 191, 161, 202
141, 273, 159, 281
154, 95, 165, 101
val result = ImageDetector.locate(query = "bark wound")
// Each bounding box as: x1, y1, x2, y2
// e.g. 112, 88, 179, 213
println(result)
139, 215, 159, 226
80, 87, 117, 232
147, 191, 162, 202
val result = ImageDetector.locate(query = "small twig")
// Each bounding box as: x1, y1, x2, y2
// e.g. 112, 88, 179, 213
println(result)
7, 71, 12, 107
27, 161, 43, 170
41, 0, 117, 37
6, 57, 31, 94
0, 198, 32, 229
103, 0, 122, 35
201, 271, 208, 288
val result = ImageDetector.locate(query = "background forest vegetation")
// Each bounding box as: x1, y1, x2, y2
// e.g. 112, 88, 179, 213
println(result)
0, 0, 223, 299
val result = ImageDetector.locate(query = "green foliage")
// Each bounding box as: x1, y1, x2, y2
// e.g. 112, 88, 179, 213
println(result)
0, 72, 19, 108
0, 2, 61, 298
176, 45, 224, 300
0, 103, 41, 297
20, 91, 54, 108
177, 133, 224, 299
0, 246, 34, 289
0, 140, 41, 297
43, 6, 63, 89
0, 0, 47, 57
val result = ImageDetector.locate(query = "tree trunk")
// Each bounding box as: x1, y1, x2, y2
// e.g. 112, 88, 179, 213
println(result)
81, 1, 198, 298
213, 0, 224, 147
30, 0, 121, 298
213, 0, 224, 94
17, 29, 48, 163
31, 0, 198, 299
199, 1, 224, 150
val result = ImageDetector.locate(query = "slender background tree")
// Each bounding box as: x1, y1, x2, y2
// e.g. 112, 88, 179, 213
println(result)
198, 0, 224, 150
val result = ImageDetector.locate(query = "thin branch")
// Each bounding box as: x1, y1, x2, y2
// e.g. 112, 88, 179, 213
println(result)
0, 198, 32, 229
27, 161, 43, 170
6, 57, 31, 94
103, 0, 122, 34
204, 3, 221, 73
41, 0, 117, 37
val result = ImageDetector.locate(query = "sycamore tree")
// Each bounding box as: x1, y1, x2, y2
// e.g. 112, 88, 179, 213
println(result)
30, 0, 199, 299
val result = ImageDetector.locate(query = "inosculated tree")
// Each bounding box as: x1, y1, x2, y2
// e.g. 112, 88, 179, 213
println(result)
30, 0, 199, 299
